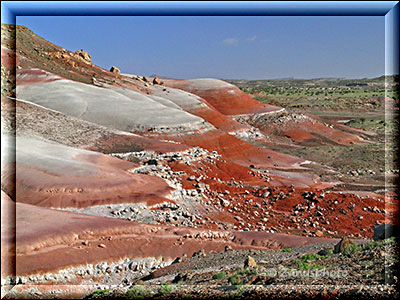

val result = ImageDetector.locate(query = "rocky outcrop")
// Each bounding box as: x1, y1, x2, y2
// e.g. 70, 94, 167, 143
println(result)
74, 49, 91, 63
110, 66, 120, 74
153, 76, 161, 85
244, 255, 257, 268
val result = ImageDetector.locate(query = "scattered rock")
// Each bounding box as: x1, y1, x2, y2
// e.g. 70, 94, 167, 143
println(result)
225, 245, 233, 252
333, 238, 354, 254
145, 159, 157, 166
220, 199, 230, 207
262, 191, 270, 198
192, 249, 206, 258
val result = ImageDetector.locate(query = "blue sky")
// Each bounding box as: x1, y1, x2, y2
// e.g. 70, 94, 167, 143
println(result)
16, 16, 385, 80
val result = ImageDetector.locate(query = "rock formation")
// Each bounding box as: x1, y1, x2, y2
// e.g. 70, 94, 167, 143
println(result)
110, 65, 120, 74
74, 49, 91, 63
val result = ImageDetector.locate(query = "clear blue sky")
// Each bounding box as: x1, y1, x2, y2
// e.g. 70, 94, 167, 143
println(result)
16, 16, 385, 80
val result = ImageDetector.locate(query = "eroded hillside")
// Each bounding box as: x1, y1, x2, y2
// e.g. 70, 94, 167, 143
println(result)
1, 24, 398, 299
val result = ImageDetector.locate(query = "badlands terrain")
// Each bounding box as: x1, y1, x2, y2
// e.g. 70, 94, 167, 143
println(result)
1, 24, 399, 298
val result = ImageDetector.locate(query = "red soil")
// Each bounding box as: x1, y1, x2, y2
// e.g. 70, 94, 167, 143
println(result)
284, 129, 314, 142
204, 184, 396, 238
2, 149, 173, 209
257, 117, 363, 146
164, 79, 282, 116
8, 285, 95, 299
3, 24, 395, 284
189, 103, 249, 133
154, 129, 304, 170
3, 195, 336, 277
1, 47, 19, 69
1, 192, 15, 279
83, 132, 189, 154
16, 68, 64, 86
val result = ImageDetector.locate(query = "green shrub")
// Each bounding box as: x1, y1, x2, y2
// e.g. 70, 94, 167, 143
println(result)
298, 262, 324, 270
92, 289, 110, 296
228, 274, 241, 285
160, 283, 174, 295
283, 248, 292, 253
301, 253, 321, 262
212, 272, 227, 279
342, 244, 361, 255
124, 286, 149, 299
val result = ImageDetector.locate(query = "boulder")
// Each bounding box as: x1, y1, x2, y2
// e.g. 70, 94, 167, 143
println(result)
373, 224, 398, 240
262, 191, 270, 198
192, 249, 206, 258
110, 66, 120, 74
244, 255, 257, 268
220, 199, 230, 208
317, 249, 330, 256
333, 237, 354, 254
225, 245, 233, 252
74, 49, 91, 63
146, 159, 157, 166
153, 76, 161, 85
314, 230, 324, 237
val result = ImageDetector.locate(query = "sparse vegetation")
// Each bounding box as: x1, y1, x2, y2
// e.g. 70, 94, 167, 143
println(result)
228, 274, 242, 285
212, 271, 227, 279
342, 244, 361, 255
301, 253, 322, 262
124, 285, 149, 299
297, 262, 325, 270
91, 289, 110, 296
230, 76, 399, 115
160, 283, 174, 295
